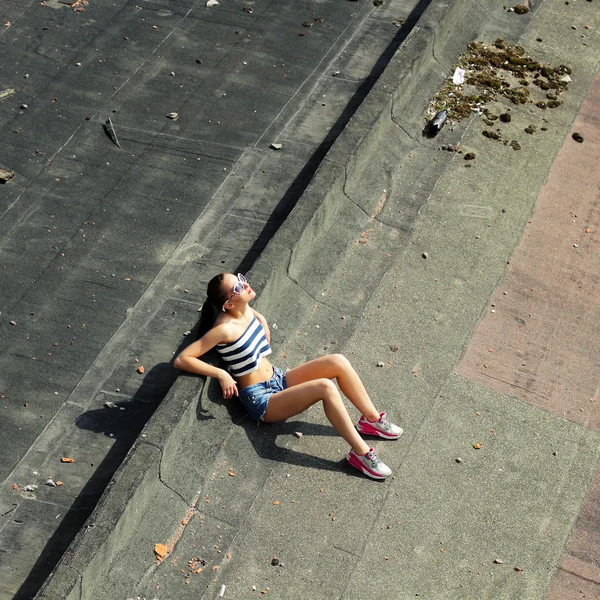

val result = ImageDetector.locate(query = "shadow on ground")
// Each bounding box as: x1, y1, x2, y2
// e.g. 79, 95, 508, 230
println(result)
14, 2, 431, 596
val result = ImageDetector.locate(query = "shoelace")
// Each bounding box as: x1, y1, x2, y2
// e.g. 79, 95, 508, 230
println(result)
366, 451, 380, 467
378, 416, 391, 431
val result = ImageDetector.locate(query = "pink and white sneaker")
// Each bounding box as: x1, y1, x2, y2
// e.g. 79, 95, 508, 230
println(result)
356, 412, 403, 440
347, 447, 391, 480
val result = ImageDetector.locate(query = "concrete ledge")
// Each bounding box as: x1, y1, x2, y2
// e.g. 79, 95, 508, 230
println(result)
36, 0, 528, 597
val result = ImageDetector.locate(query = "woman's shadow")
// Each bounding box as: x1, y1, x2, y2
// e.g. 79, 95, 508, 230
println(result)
195, 352, 353, 475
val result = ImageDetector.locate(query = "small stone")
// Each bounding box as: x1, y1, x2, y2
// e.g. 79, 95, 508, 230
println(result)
75, 62, 82, 66
455, 457, 463, 463
167, 112, 178, 120
560, 74, 572, 83
572, 132, 584, 143
104, 401, 117, 409
422, 252, 428, 259
573, 244, 578, 248
196, 59, 202, 64
514, 566, 523, 572
501, 208, 507, 213
464, 152, 476, 161
20, 104, 28, 109
377, 361, 385, 367
46, 479, 57, 487
294, 431, 303, 438
332, 71, 341, 77
271, 557, 280, 566
270, 142, 282, 150
552, 451, 557, 456
183, 330, 191, 336
170, 72, 175, 76
494, 558, 503, 564
23, 484, 38, 492
206, 0, 219, 6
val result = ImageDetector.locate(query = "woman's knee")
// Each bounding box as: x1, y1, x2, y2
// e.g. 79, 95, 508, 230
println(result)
329, 353, 351, 372
315, 378, 338, 398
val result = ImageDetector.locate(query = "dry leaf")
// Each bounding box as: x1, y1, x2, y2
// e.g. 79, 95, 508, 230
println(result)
12, 483, 18, 491
585, 228, 593, 233
228, 471, 236, 477
56, 481, 63, 486
272, 500, 280, 506
137, 365, 145, 374
154, 543, 168, 559
61, 457, 75, 463
226, 552, 232, 559
212, 565, 219, 571
472, 442, 482, 449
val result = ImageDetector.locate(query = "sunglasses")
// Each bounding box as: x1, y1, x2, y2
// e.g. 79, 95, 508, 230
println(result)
222, 273, 248, 312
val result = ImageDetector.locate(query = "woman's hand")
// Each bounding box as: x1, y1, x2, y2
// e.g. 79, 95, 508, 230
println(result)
218, 371, 238, 399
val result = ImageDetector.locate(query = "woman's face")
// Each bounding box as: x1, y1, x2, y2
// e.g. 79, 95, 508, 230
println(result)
222, 273, 255, 310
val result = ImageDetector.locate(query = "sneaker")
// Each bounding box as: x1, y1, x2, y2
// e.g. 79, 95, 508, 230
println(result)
357, 412, 403, 440
347, 447, 392, 480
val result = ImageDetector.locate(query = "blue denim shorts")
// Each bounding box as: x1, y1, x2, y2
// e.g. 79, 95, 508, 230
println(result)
238, 366, 287, 423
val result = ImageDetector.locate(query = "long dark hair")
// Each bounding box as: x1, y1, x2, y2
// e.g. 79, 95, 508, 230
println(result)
197, 273, 230, 338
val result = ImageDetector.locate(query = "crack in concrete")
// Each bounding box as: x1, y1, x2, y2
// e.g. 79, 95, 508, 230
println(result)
141, 440, 193, 507
471, 0, 513, 26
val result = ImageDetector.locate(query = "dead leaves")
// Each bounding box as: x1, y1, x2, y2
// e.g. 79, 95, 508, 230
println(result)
472, 442, 482, 450
137, 365, 145, 374
154, 543, 168, 560
61, 457, 75, 463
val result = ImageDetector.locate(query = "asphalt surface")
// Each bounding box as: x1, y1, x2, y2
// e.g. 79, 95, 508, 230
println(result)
0, 0, 429, 597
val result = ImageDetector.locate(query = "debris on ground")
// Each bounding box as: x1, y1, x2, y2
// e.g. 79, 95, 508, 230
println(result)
270, 142, 282, 150
61, 457, 76, 463
512, 4, 530, 15
0, 168, 15, 183
572, 132, 584, 143
104, 401, 118, 409
154, 543, 168, 560
206, 0, 219, 6
23, 484, 38, 492
424, 110, 447, 137
426, 40, 572, 146
137, 365, 145, 374
0, 88, 15, 102
103, 118, 121, 148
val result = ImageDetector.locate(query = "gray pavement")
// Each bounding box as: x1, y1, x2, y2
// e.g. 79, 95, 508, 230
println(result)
3, 0, 600, 598
0, 0, 427, 597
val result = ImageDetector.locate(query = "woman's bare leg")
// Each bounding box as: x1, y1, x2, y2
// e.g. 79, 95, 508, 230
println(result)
285, 354, 380, 422
262, 379, 370, 455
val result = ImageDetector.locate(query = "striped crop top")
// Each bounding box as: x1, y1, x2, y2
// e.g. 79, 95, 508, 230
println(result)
216, 316, 272, 377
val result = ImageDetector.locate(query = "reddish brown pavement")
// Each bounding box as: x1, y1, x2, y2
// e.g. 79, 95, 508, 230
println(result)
457, 70, 600, 598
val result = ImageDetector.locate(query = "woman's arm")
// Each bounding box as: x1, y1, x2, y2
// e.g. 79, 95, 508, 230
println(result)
174, 325, 238, 398
251, 307, 271, 344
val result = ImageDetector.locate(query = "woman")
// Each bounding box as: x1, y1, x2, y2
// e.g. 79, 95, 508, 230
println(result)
174, 273, 403, 480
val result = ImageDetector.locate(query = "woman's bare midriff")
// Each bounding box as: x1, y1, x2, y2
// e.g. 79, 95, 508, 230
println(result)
235, 356, 274, 389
